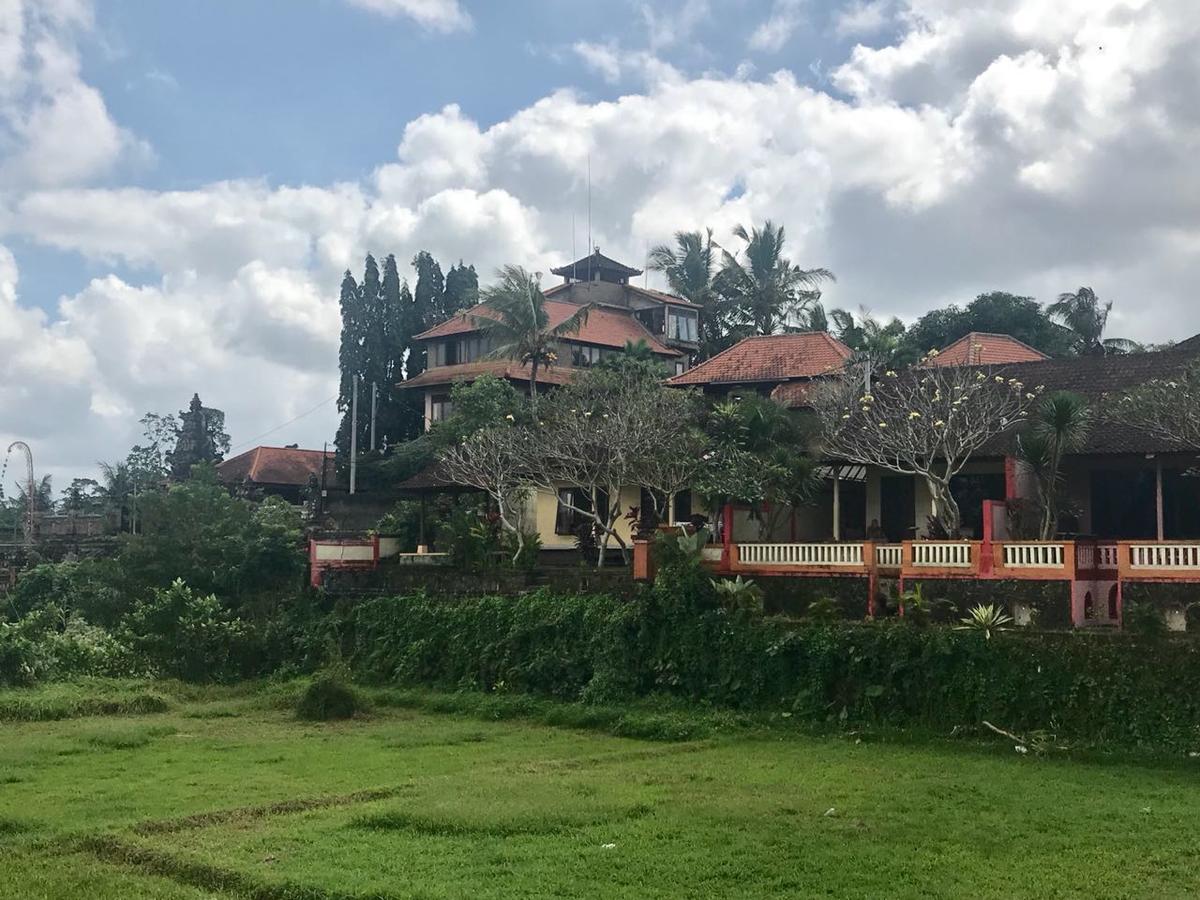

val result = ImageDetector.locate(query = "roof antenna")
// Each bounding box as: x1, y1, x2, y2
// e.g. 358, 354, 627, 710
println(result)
587, 153, 592, 284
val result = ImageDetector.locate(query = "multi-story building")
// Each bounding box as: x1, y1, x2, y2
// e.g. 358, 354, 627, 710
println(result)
401, 249, 700, 429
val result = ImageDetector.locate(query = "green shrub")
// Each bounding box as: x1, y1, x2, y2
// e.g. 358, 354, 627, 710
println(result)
345, 587, 1200, 750
296, 675, 362, 721
121, 580, 250, 682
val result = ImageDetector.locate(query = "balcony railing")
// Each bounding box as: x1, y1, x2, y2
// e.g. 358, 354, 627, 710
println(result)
1129, 543, 1200, 570
911, 542, 974, 568
876, 545, 903, 569
737, 542, 864, 567
1003, 542, 1067, 569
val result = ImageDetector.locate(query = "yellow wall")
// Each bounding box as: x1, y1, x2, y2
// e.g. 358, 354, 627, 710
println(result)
529, 484, 642, 551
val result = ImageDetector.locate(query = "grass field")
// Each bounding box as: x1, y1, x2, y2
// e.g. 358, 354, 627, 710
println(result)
2, 680, 1200, 899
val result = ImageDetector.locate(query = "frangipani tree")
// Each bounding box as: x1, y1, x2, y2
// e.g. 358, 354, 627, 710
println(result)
437, 423, 538, 563
812, 358, 1042, 537
1111, 357, 1200, 449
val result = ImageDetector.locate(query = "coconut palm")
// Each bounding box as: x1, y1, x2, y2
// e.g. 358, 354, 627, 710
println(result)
648, 228, 724, 356
97, 461, 135, 532
1048, 287, 1141, 356
474, 265, 591, 410
830, 307, 905, 372
1017, 391, 1092, 538
714, 221, 834, 336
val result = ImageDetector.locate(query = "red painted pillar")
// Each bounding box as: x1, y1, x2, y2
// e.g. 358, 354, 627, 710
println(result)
721, 501, 734, 571
1004, 455, 1019, 501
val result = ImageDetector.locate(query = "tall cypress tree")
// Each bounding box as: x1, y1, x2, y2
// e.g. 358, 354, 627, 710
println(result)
335, 268, 364, 463
379, 254, 423, 445
444, 261, 479, 317
412, 251, 446, 332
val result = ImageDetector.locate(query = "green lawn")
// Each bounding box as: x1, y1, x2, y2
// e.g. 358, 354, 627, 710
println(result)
2, 681, 1199, 898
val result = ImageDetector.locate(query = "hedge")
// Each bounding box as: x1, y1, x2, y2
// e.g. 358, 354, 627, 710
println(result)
348, 590, 1200, 750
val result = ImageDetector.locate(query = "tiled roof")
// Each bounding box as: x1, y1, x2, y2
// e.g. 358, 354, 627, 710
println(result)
550, 250, 642, 278
927, 332, 1049, 366
668, 333, 852, 386
413, 299, 679, 356
399, 360, 580, 390
979, 340, 1200, 455
542, 282, 702, 309
627, 285, 702, 308
217, 446, 332, 487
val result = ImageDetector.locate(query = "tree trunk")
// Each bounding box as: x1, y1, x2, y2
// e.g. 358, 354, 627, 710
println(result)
529, 358, 539, 412
927, 477, 962, 538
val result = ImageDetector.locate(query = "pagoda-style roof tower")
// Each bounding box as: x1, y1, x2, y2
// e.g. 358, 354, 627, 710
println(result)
550, 248, 643, 285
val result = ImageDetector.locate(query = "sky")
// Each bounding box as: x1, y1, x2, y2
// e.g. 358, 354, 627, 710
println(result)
2, 0, 1199, 493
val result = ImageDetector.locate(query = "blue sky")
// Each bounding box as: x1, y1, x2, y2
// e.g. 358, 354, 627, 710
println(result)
1, 0, 1197, 488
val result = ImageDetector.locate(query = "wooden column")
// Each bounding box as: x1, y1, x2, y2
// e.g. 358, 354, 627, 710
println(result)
832, 469, 841, 541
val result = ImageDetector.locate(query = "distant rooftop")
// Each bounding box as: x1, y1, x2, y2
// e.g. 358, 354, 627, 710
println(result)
668, 332, 852, 386
217, 446, 332, 487
926, 332, 1049, 367
550, 248, 643, 283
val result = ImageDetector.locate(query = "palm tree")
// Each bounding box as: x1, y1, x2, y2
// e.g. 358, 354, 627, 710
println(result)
648, 229, 723, 354
830, 307, 905, 372
715, 221, 834, 336
98, 461, 134, 532
474, 265, 591, 410
1017, 391, 1092, 539
1048, 287, 1141, 356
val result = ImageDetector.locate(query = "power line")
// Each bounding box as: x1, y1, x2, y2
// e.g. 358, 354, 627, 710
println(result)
228, 394, 338, 454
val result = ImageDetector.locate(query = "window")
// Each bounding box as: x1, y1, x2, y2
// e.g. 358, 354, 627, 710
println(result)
460, 336, 486, 363
570, 344, 605, 368
667, 308, 698, 342
674, 358, 689, 376
430, 341, 460, 367
673, 490, 693, 525
429, 394, 453, 424
555, 488, 593, 535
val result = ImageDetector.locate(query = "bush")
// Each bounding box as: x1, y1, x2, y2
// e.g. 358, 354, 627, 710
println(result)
296, 674, 362, 721
121, 580, 250, 682
345, 587, 1200, 750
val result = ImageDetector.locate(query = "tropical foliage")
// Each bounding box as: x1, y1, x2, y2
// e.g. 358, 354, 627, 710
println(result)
475, 265, 591, 409
1017, 391, 1092, 538
714, 221, 834, 336
1048, 287, 1140, 356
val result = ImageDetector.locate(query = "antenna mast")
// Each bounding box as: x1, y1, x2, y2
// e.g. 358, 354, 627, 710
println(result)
587, 154, 592, 283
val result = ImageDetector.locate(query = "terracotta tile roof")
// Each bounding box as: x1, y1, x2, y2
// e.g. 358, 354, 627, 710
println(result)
542, 282, 702, 309
218, 446, 332, 487
926, 332, 1049, 366
627, 285, 702, 308
413, 299, 679, 356
399, 360, 579, 391
668, 333, 852, 386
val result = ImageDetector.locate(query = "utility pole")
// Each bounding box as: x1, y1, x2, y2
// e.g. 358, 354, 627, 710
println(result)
350, 375, 359, 495
370, 381, 378, 452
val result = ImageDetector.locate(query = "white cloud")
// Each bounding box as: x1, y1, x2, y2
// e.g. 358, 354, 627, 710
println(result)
342, 0, 471, 33
834, 0, 892, 38
749, 0, 807, 53
573, 41, 623, 84
5, 0, 1200, 486
0, 0, 147, 187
